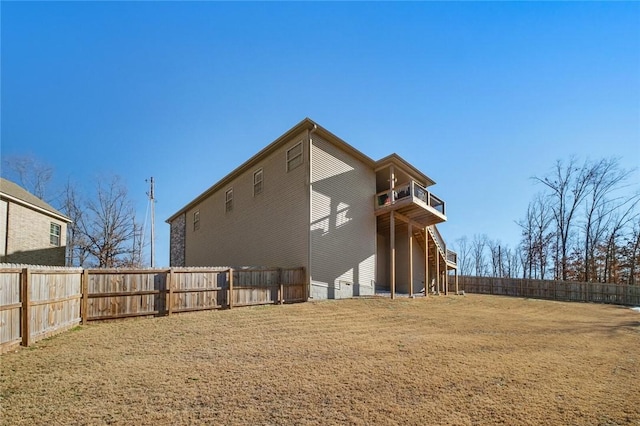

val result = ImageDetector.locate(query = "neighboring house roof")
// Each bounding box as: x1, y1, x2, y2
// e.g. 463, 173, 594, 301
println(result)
166, 117, 437, 223
0, 178, 71, 223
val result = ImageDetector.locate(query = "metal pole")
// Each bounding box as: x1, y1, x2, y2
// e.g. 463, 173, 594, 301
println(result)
149, 177, 155, 268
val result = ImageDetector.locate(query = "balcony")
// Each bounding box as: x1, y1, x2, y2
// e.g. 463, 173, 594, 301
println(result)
374, 180, 447, 227
446, 249, 457, 268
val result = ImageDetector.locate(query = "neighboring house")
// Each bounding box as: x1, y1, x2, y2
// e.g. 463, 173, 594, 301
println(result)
167, 118, 457, 300
0, 178, 71, 266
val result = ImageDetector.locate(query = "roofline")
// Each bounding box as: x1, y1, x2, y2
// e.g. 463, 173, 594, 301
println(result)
166, 120, 434, 224
166, 118, 315, 223
375, 153, 437, 187
0, 192, 72, 223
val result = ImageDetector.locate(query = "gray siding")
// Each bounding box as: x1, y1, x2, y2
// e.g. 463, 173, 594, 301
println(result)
184, 130, 310, 270
310, 135, 376, 299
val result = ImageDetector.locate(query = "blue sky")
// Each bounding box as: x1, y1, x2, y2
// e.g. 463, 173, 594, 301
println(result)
2, 2, 639, 267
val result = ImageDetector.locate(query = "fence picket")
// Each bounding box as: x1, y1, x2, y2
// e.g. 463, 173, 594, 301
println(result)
0, 265, 306, 353
458, 276, 638, 306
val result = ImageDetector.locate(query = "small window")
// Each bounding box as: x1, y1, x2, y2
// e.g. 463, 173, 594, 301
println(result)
193, 211, 200, 231
225, 188, 233, 212
50, 223, 61, 246
286, 142, 303, 172
253, 169, 263, 196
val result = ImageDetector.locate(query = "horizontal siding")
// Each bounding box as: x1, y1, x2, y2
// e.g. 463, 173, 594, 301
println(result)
184, 130, 309, 271
310, 135, 376, 299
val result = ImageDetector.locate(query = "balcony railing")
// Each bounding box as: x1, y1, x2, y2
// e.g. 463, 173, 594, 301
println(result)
446, 249, 457, 266
375, 181, 445, 216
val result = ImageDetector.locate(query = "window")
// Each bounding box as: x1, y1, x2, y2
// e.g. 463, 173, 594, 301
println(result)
193, 211, 200, 231
253, 169, 263, 196
286, 142, 303, 172
50, 223, 61, 246
225, 188, 233, 212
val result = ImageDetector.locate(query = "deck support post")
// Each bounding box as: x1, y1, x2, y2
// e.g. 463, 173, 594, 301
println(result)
444, 262, 449, 295
455, 268, 459, 295
408, 223, 413, 297
435, 251, 440, 295
424, 227, 429, 297
390, 211, 396, 300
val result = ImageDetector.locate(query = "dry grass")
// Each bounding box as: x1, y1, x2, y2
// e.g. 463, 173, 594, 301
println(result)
1, 295, 638, 425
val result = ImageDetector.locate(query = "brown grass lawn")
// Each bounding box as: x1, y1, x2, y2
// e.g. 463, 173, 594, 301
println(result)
1, 295, 639, 425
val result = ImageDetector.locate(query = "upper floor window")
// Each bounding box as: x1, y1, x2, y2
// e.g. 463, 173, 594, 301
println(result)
193, 210, 200, 231
225, 188, 233, 212
253, 169, 263, 196
286, 142, 303, 172
50, 222, 61, 246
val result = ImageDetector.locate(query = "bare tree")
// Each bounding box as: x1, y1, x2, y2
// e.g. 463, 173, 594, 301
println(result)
453, 236, 472, 276
582, 158, 633, 281
1, 155, 54, 200
488, 239, 503, 277
602, 196, 640, 283
471, 234, 488, 276
622, 217, 640, 285
509, 246, 522, 278
75, 176, 141, 268
534, 158, 594, 280
59, 180, 90, 267
517, 194, 552, 279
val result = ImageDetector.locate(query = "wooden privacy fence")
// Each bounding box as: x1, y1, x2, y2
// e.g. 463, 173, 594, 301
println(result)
0, 266, 306, 353
458, 275, 640, 306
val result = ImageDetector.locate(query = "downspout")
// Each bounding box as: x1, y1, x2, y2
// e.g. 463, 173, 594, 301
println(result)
307, 123, 317, 300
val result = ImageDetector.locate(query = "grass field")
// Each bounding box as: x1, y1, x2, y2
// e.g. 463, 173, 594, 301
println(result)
1, 294, 638, 425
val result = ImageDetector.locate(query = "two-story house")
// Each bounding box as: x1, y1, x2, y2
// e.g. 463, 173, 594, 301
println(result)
167, 118, 457, 300
0, 178, 71, 266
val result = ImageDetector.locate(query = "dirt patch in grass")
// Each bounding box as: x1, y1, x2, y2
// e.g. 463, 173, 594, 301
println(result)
1, 295, 638, 425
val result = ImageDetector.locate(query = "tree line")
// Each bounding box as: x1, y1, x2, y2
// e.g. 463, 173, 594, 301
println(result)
2, 156, 146, 268
453, 157, 640, 285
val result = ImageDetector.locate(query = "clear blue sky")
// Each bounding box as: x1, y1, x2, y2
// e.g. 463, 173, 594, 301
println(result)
2, 2, 639, 267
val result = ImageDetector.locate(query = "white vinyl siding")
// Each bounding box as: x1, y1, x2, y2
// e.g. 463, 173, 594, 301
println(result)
310, 135, 376, 299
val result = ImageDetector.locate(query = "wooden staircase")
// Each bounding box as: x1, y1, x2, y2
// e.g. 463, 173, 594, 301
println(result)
412, 225, 447, 265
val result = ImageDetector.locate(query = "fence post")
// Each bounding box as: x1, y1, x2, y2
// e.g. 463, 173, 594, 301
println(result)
81, 269, 89, 324
21, 268, 31, 347
167, 269, 174, 316
279, 268, 284, 305
228, 268, 234, 309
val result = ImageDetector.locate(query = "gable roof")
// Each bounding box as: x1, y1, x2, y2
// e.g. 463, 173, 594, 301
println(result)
166, 118, 437, 223
0, 178, 71, 222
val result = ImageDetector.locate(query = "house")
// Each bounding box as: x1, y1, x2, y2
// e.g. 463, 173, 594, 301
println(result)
167, 118, 458, 299
0, 178, 71, 266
